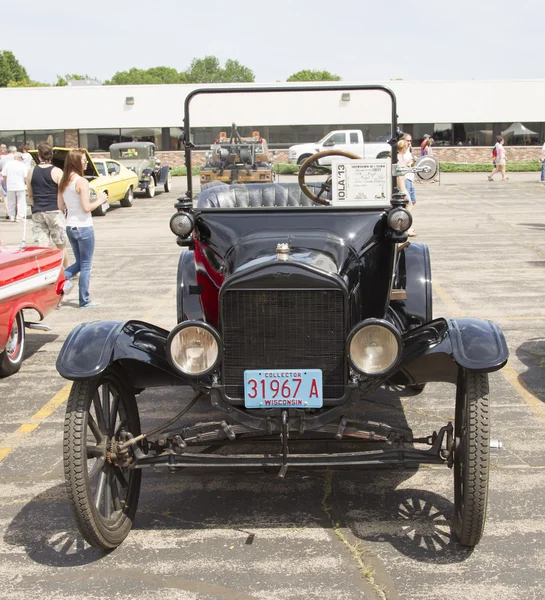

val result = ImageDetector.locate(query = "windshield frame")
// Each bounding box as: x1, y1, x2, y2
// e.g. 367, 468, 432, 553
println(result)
182, 84, 399, 205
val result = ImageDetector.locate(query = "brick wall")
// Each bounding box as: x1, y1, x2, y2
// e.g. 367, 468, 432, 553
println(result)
89, 146, 542, 167
64, 129, 79, 148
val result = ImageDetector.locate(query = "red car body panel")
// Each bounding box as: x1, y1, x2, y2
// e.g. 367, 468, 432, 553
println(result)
0, 246, 65, 352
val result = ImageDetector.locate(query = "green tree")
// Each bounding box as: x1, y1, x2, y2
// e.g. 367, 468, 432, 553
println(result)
0, 50, 29, 87
286, 69, 341, 82
7, 79, 49, 87
106, 66, 185, 85
55, 73, 97, 86
184, 56, 254, 83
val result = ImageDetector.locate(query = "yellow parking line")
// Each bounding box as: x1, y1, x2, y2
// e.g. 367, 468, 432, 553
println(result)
0, 287, 176, 466
0, 383, 72, 465
435, 280, 545, 420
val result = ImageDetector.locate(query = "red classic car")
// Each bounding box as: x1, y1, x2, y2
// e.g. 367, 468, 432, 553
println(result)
0, 245, 67, 376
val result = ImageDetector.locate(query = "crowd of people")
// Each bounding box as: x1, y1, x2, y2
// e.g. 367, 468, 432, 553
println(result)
1, 143, 105, 308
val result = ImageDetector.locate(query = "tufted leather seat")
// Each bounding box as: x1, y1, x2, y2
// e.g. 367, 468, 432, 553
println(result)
197, 182, 326, 208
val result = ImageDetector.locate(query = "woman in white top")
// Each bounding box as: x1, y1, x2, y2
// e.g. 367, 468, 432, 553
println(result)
488, 136, 508, 182
58, 149, 106, 308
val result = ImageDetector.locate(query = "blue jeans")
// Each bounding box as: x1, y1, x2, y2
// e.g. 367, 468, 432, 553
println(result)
541, 161, 545, 181
65, 226, 95, 307
405, 179, 417, 204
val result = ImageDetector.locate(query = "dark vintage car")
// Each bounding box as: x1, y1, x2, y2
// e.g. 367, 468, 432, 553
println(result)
57, 85, 508, 551
109, 141, 172, 198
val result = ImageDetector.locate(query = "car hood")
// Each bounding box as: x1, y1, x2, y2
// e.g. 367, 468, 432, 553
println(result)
288, 142, 320, 154
223, 229, 361, 283
30, 147, 100, 178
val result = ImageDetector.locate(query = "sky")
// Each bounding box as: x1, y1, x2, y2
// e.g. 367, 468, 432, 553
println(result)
4, 0, 542, 84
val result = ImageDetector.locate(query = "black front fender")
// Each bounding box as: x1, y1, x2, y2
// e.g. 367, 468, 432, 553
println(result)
56, 319, 190, 387
157, 165, 170, 185
390, 317, 509, 385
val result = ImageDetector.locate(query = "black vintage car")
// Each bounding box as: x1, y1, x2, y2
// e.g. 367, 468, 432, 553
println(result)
57, 85, 508, 551
109, 141, 172, 197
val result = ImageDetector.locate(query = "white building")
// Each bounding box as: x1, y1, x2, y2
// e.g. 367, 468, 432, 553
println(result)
2, 80, 544, 153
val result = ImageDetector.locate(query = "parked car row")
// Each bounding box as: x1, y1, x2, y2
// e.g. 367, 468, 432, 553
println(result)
30, 142, 171, 217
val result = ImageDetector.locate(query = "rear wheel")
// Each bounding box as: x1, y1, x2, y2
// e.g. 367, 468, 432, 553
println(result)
0, 311, 25, 377
120, 186, 134, 208
454, 369, 490, 547
164, 171, 172, 192
63, 368, 142, 549
92, 192, 108, 217
145, 177, 155, 198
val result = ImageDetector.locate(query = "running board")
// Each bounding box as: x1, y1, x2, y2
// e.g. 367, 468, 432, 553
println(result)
25, 322, 52, 331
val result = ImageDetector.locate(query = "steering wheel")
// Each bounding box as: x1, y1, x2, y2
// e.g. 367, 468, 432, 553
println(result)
298, 149, 362, 205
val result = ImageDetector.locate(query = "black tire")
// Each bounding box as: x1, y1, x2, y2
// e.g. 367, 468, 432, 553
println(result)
454, 369, 490, 547
0, 310, 25, 377
377, 151, 391, 159
92, 193, 108, 217
145, 177, 156, 198
164, 172, 172, 193
120, 186, 134, 208
297, 154, 317, 175
63, 368, 142, 549
409, 383, 426, 394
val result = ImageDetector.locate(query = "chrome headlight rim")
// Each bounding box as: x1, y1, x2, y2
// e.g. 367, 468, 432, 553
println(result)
169, 211, 195, 237
166, 321, 222, 378
347, 318, 402, 377
387, 207, 412, 233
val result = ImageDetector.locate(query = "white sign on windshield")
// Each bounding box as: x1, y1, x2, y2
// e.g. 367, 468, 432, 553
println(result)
331, 159, 391, 206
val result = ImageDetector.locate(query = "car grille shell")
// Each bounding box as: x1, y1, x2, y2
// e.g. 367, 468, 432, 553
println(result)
221, 289, 345, 400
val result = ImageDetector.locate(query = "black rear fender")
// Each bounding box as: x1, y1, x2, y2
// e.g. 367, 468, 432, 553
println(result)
56, 319, 190, 387
390, 317, 508, 385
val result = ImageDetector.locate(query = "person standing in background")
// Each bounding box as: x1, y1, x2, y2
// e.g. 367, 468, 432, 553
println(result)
58, 148, 107, 308
402, 133, 417, 236
27, 142, 67, 263
488, 136, 508, 182
2, 152, 28, 221
0, 145, 14, 219
420, 134, 430, 157
21, 144, 32, 168
540, 139, 545, 182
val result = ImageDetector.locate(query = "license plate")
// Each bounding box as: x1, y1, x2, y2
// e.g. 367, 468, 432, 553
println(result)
244, 369, 323, 408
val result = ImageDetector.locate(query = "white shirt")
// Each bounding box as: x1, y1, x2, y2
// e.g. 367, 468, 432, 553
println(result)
21, 152, 32, 168
63, 176, 93, 227
2, 159, 29, 191
403, 149, 415, 181
0, 153, 14, 172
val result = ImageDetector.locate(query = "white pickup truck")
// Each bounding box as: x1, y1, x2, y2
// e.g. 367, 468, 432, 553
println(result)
288, 130, 391, 165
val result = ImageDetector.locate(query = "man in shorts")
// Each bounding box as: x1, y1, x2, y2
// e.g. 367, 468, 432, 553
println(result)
27, 142, 68, 263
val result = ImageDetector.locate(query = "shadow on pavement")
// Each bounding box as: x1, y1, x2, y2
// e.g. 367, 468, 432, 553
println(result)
23, 332, 58, 361
4, 387, 471, 567
516, 339, 545, 403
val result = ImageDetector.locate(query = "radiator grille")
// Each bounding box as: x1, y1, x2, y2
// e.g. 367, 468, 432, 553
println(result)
222, 289, 345, 400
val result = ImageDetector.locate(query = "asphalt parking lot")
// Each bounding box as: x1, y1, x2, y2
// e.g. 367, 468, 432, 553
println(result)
1, 172, 545, 600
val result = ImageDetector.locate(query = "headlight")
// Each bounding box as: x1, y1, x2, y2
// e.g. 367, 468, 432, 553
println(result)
170, 212, 195, 237
387, 208, 412, 232
166, 322, 221, 376
347, 319, 402, 376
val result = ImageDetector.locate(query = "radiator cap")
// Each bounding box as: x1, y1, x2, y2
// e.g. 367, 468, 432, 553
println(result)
276, 243, 290, 261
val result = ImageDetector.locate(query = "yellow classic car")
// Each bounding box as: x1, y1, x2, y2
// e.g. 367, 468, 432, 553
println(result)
30, 148, 139, 216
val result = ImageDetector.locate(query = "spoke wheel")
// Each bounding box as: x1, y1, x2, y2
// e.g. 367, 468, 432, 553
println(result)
146, 177, 156, 198
454, 369, 490, 547
63, 368, 142, 549
164, 172, 172, 192
0, 310, 25, 377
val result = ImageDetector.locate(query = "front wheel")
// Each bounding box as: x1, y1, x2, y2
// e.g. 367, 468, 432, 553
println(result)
0, 311, 25, 377
164, 171, 172, 192
145, 177, 156, 198
454, 369, 490, 547
63, 368, 142, 549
